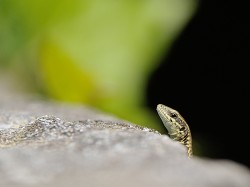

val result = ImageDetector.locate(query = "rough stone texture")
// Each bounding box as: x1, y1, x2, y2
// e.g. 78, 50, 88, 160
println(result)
0, 80, 250, 187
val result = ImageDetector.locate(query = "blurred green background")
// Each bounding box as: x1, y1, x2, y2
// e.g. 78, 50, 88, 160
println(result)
0, 0, 197, 132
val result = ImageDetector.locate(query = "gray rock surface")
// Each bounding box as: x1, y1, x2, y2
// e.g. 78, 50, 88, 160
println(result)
0, 81, 250, 187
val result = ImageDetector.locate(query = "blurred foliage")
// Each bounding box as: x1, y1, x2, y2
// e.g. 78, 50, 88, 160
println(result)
0, 0, 197, 132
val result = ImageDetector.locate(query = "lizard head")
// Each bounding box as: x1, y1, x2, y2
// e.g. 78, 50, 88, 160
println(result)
156, 104, 188, 140
156, 104, 193, 157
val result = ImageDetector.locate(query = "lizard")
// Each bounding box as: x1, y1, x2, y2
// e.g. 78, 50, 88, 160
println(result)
156, 104, 192, 157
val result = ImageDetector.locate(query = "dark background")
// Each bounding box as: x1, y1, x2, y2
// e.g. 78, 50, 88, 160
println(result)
147, 1, 250, 167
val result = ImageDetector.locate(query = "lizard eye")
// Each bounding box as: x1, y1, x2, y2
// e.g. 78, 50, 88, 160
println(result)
170, 113, 177, 118
180, 126, 185, 131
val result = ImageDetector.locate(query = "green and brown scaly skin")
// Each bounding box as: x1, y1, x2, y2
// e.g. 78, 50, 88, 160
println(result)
156, 104, 192, 157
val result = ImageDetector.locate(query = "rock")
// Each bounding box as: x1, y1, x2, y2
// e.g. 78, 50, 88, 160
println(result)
0, 82, 250, 186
